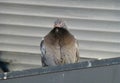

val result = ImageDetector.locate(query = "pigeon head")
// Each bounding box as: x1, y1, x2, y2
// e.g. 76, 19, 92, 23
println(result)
54, 19, 67, 28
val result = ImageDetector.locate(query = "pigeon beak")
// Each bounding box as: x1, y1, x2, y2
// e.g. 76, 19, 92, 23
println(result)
54, 24, 62, 28
54, 23, 63, 28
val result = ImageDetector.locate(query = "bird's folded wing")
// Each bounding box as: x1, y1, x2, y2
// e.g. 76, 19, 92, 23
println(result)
40, 39, 46, 57
40, 39, 48, 66
75, 40, 80, 62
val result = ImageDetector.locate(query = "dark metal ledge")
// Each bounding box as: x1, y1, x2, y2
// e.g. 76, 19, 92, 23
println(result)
0, 57, 120, 83
0, 57, 120, 80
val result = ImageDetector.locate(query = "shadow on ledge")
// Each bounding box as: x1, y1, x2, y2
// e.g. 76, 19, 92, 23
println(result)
0, 57, 120, 83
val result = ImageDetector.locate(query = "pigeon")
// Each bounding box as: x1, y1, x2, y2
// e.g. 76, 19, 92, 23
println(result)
40, 19, 80, 67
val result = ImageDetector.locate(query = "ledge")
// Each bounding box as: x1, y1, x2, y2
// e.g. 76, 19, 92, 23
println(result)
0, 57, 120, 80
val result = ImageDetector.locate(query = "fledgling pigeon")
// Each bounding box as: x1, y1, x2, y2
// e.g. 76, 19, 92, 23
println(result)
40, 19, 80, 67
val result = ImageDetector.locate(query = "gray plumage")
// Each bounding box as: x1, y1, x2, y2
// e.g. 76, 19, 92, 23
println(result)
40, 19, 80, 66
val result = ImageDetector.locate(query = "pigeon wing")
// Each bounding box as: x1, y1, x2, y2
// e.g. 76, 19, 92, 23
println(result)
75, 40, 80, 62
40, 39, 48, 66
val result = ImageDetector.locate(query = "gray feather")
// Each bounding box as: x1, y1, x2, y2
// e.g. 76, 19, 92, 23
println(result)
40, 39, 48, 66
